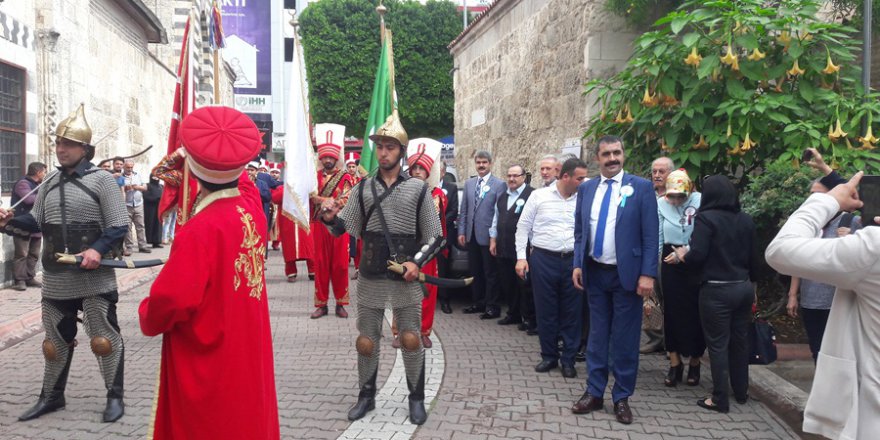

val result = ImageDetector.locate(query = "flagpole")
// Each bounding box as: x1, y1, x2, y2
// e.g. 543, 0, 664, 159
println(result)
377, 1, 387, 43
213, 50, 220, 104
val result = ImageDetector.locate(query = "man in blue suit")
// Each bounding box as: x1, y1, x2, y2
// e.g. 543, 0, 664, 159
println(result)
457, 151, 506, 318
570, 135, 658, 425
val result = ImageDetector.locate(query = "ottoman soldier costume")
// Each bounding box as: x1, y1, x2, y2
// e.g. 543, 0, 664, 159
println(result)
321, 112, 444, 425
1, 104, 130, 422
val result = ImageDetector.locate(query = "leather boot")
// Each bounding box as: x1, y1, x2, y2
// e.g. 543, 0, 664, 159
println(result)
407, 364, 427, 425
347, 371, 377, 421
102, 350, 125, 423
20, 343, 74, 421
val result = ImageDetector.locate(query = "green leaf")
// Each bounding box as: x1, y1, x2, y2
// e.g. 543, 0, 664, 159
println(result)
726, 78, 750, 100
735, 33, 759, 50
788, 39, 804, 59
647, 64, 661, 76
682, 32, 700, 48
799, 81, 816, 103
671, 17, 689, 35
697, 55, 720, 80
653, 43, 669, 58
783, 124, 800, 133
659, 77, 676, 96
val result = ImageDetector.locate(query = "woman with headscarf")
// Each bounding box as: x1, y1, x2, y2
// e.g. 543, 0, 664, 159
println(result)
657, 169, 705, 387
143, 175, 164, 248
668, 175, 759, 413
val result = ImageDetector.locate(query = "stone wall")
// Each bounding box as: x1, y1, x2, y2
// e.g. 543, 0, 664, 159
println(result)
449, 0, 640, 179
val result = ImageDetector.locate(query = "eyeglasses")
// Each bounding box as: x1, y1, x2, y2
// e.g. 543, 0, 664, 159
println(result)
507, 174, 524, 178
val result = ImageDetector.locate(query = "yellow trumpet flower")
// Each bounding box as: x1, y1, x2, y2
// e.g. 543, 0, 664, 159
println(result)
828, 118, 848, 141
613, 108, 625, 124
787, 59, 805, 77
740, 132, 757, 151
726, 122, 733, 138
859, 125, 879, 149
694, 135, 709, 149
727, 144, 742, 156
730, 56, 740, 71
641, 87, 659, 108
733, 21, 748, 36
720, 46, 738, 66
623, 104, 635, 123
822, 55, 840, 75
660, 138, 673, 151
684, 47, 702, 67
747, 48, 766, 61
777, 31, 791, 45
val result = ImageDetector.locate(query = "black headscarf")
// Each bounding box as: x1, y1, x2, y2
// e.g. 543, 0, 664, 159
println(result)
699, 175, 740, 213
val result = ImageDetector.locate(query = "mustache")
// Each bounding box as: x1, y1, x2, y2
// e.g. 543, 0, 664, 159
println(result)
605, 161, 620, 167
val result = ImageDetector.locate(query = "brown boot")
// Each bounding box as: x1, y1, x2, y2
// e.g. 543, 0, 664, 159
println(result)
310, 306, 328, 319
335, 305, 349, 318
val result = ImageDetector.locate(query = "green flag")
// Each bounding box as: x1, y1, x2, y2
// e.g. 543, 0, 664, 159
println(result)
361, 31, 396, 175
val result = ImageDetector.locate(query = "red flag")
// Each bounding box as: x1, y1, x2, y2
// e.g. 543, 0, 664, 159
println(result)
158, 17, 198, 217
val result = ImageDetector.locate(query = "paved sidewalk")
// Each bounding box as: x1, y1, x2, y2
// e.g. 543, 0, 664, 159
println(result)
0, 246, 800, 439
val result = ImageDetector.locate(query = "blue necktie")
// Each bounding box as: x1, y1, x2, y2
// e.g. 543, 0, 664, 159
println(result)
592, 179, 614, 258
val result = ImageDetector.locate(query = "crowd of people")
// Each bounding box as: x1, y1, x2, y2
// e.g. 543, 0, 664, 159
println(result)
1, 103, 877, 439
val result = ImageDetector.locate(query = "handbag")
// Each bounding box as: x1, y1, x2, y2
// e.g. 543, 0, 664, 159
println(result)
748, 313, 778, 365
642, 295, 663, 331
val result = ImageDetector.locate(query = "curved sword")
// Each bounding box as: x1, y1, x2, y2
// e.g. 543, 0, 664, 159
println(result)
387, 261, 473, 288
55, 253, 167, 269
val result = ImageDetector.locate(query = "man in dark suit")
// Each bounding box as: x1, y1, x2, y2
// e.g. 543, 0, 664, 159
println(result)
457, 151, 506, 318
489, 164, 534, 326
438, 162, 458, 314
570, 136, 659, 425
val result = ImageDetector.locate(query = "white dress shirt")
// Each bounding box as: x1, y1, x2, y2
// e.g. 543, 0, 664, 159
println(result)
514, 183, 580, 260
489, 184, 526, 238
589, 170, 624, 265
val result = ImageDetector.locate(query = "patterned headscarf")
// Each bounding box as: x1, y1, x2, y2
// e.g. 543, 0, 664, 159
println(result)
665, 168, 692, 197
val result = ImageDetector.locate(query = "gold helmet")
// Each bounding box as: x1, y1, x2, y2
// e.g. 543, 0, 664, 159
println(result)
55, 103, 92, 145
368, 109, 408, 147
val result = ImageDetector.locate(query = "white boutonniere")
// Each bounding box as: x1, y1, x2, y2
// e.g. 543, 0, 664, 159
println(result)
479, 183, 490, 198
619, 184, 634, 207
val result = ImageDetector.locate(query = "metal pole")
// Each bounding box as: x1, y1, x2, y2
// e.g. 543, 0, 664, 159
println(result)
377, 2, 387, 43
463, 0, 468, 29
864, 0, 872, 96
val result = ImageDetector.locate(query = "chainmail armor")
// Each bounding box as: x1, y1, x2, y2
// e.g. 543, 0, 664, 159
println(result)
82, 296, 124, 392
31, 166, 129, 300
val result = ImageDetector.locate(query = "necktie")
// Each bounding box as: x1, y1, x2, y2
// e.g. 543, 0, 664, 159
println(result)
592, 179, 614, 259
476, 177, 484, 199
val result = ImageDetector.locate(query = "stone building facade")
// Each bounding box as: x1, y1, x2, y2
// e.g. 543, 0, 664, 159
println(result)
0, 0, 235, 285
448, 0, 640, 179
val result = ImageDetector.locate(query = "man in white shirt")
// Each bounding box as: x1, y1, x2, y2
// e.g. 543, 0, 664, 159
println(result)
515, 158, 588, 378
766, 172, 880, 440
122, 159, 150, 255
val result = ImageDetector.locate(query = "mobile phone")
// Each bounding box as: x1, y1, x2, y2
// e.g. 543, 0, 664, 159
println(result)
858, 175, 880, 227
801, 149, 813, 163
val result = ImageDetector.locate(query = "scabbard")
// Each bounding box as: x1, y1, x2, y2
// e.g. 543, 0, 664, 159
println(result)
386, 261, 473, 288
55, 253, 167, 269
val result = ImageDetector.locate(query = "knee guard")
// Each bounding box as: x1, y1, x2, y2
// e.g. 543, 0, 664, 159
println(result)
356, 335, 375, 356
42, 339, 58, 361
400, 331, 421, 352
90, 336, 113, 356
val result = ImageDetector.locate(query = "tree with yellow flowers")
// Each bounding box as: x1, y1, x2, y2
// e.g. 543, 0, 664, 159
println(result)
585, 0, 880, 181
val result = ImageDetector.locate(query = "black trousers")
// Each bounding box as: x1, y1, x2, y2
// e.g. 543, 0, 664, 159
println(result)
801, 307, 830, 363
467, 237, 499, 310
437, 252, 450, 303
497, 257, 523, 319
699, 281, 753, 410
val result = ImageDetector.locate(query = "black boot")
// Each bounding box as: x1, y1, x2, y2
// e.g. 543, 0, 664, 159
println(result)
407, 364, 427, 425
20, 343, 74, 421
347, 371, 377, 421
102, 350, 125, 423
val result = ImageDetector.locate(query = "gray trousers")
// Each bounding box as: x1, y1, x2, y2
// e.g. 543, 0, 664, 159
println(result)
13, 235, 41, 282
125, 204, 146, 251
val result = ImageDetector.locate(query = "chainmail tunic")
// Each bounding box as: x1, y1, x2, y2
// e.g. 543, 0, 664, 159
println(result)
338, 176, 443, 308
31, 166, 129, 300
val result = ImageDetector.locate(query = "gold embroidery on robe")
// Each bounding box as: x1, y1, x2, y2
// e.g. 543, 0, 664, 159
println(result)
233, 205, 265, 300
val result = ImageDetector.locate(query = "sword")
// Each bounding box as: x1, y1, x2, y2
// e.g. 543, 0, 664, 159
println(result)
55, 253, 167, 269
387, 261, 473, 288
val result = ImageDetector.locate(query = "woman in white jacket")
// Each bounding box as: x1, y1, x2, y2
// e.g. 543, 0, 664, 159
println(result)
766, 172, 880, 440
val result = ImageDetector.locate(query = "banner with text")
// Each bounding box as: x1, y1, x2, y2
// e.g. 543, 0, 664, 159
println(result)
221, 0, 272, 114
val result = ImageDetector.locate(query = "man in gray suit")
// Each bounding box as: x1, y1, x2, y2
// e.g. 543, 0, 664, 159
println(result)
458, 151, 506, 318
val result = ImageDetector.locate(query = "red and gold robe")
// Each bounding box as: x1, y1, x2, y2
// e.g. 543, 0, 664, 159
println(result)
421, 186, 448, 336
310, 168, 354, 306
139, 173, 279, 440
271, 185, 314, 277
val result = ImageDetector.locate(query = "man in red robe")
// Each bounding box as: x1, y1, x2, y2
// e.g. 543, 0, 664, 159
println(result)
345, 151, 363, 278
271, 183, 315, 281
139, 106, 279, 440
310, 123, 354, 319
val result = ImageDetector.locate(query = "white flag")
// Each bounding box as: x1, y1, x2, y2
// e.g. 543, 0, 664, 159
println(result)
282, 32, 317, 231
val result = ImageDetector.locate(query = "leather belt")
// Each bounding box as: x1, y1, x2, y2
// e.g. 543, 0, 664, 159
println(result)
533, 246, 574, 259
588, 259, 617, 271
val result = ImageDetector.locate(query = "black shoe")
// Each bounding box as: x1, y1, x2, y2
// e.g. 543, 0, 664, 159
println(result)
138, 247, 152, 254
526, 327, 539, 336
102, 397, 124, 422
517, 322, 529, 331
347, 397, 375, 421
697, 397, 728, 413
440, 301, 452, 314
575, 351, 586, 363
18, 396, 66, 421
308, 273, 315, 281
735, 393, 749, 405
462, 305, 485, 314
665, 364, 684, 387
408, 398, 427, 425
151, 244, 163, 249
561, 365, 577, 378
479, 309, 500, 320
534, 360, 558, 373
686, 364, 701, 386
497, 315, 521, 325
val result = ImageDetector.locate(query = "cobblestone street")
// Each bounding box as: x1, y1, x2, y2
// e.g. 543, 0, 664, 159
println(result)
0, 248, 799, 439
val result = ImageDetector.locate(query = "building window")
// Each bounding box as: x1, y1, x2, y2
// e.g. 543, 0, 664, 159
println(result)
0, 61, 26, 194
